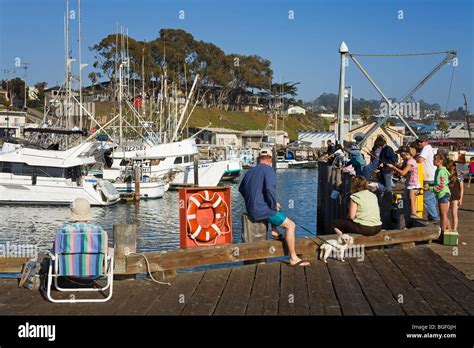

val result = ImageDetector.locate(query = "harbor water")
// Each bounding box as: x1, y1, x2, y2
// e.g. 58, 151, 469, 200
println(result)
0, 168, 318, 254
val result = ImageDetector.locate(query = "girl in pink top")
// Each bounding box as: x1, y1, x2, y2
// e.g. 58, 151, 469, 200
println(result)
387, 146, 420, 218
468, 157, 474, 188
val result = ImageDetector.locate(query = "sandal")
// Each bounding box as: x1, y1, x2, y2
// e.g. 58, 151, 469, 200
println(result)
289, 260, 311, 267
271, 233, 284, 241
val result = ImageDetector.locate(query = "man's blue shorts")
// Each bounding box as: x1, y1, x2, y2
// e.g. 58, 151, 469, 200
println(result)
267, 211, 287, 226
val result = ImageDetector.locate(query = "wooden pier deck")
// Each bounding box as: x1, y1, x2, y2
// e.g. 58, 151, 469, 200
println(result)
428, 185, 474, 280
1, 246, 473, 316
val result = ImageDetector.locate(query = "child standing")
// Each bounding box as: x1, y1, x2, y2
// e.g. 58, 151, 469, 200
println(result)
424, 154, 451, 233
447, 160, 464, 232
468, 157, 474, 188
387, 146, 420, 218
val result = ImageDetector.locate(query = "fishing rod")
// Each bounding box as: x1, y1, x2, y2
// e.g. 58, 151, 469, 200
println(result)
279, 210, 341, 250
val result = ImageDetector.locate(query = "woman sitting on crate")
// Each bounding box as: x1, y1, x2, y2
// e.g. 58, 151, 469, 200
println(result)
332, 176, 383, 236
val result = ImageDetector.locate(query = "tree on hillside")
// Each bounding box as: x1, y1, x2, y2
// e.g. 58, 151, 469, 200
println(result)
438, 120, 449, 136
360, 107, 371, 124
28, 81, 47, 108
90, 29, 277, 111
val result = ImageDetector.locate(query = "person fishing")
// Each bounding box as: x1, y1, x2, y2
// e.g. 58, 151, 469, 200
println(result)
239, 148, 310, 267
378, 137, 397, 192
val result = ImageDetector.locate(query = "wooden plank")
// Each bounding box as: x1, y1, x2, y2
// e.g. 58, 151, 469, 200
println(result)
279, 264, 310, 315
122, 225, 440, 274
0, 257, 28, 273
386, 249, 467, 315
60, 280, 140, 315
147, 271, 205, 315
348, 257, 404, 315
181, 267, 231, 315
405, 248, 474, 315
123, 239, 311, 274
367, 251, 435, 315
305, 260, 341, 315
327, 259, 372, 315
117, 280, 170, 315
214, 264, 256, 315
426, 250, 474, 291
246, 262, 280, 315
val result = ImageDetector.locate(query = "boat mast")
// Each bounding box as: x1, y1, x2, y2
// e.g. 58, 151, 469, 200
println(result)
464, 94, 473, 149
78, 0, 87, 134
65, 0, 69, 130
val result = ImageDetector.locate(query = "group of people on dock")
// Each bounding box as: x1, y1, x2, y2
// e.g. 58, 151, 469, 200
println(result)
328, 135, 466, 235
239, 136, 470, 266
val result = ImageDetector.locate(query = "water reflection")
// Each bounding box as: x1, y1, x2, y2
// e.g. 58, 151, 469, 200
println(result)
0, 169, 318, 252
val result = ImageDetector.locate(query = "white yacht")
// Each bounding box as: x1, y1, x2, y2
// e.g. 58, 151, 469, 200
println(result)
0, 142, 120, 206
110, 138, 228, 188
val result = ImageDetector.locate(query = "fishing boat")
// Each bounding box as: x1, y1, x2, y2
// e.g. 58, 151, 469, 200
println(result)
111, 138, 228, 188
276, 156, 289, 169
0, 141, 120, 206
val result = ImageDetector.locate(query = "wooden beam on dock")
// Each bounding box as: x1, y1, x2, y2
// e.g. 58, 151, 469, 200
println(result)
0, 257, 29, 273
0, 223, 440, 276
121, 222, 440, 275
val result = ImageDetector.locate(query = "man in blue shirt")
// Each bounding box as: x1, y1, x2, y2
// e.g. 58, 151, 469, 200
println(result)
239, 148, 310, 267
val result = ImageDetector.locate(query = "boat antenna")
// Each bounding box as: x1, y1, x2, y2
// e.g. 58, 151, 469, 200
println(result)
464, 94, 473, 149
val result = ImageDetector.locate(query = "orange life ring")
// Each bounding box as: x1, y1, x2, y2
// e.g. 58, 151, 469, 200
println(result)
186, 190, 230, 243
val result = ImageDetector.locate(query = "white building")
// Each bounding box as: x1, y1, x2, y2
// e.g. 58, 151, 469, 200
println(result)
297, 130, 335, 148
241, 130, 289, 147
194, 127, 243, 147
287, 105, 306, 115
447, 124, 473, 141
320, 113, 336, 119
0, 111, 26, 138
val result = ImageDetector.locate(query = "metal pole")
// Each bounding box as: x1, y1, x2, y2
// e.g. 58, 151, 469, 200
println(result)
337, 42, 348, 144
78, 0, 87, 134
464, 94, 473, 149
348, 86, 353, 131
23, 64, 28, 110
193, 155, 199, 186
349, 54, 418, 140
119, 62, 124, 148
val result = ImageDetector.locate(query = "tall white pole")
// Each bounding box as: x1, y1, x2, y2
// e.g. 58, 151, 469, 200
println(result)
348, 86, 353, 131
337, 42, 348, 144
78, 0, 87, 133
119, 62, 123, 147
66, 0, 70, 129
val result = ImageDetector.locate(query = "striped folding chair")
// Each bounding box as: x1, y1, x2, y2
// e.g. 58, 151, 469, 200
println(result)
46, 224, 114, 303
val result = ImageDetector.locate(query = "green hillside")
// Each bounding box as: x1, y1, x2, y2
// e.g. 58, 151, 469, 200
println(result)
94, 103, 329, 140
188, 107, 329, 140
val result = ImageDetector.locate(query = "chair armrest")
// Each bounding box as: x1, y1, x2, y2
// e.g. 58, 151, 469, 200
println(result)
47, 251, 56, 261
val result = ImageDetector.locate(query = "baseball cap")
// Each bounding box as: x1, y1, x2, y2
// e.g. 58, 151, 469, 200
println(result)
396, 145, 411, 154
259, 148, 273, 157
416, 135, 429, 143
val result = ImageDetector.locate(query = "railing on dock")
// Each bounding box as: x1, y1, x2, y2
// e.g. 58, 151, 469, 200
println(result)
0, 222, 439, 278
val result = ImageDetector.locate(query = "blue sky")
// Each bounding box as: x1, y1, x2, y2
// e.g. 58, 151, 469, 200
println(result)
0, 0, 472, 109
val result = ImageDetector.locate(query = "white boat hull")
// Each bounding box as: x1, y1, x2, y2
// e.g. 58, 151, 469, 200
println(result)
276, 162, 289, 169
0, 175, 120, 206
172, 160, 228, 186
113, 181, 165, 199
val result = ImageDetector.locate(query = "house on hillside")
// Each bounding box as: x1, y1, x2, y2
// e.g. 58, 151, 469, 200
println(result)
192, 127, 243, 146
287, 105, 306, 115
320, 113, 336, 119
297, 130, 335, 148
241, 130, 289, 147
0, 110, 26, 137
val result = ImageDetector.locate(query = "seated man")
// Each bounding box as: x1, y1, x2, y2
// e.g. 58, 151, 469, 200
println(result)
239, 148, 310, 267
55, 198, 108, 264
